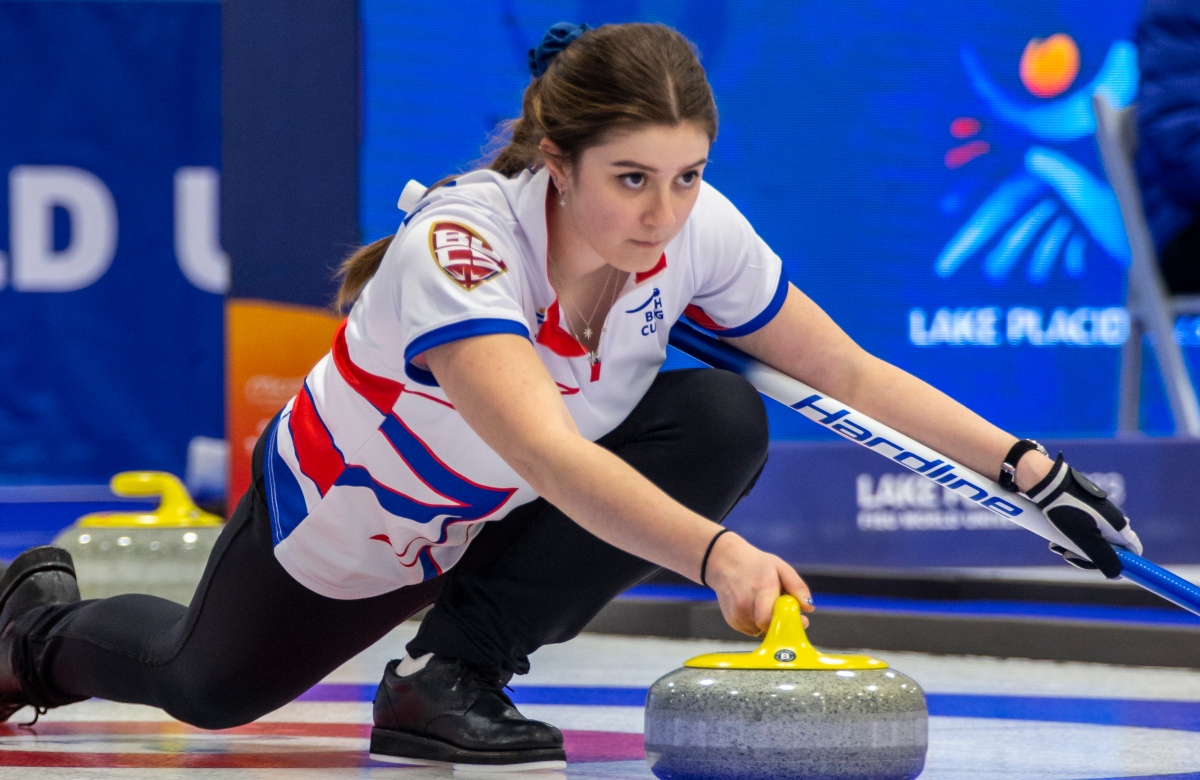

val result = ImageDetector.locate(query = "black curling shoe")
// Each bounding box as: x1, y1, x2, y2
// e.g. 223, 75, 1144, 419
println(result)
370, 655, 567, 771
0, 546, 80, 723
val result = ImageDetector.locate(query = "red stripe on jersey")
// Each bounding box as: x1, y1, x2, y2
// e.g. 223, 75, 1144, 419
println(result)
425, 548, 444, 576
289, 387, 346, 496
635, 254, 667, 283
332, 321, 403, 413
370, 534, 441, 571
535, 300, 588, 357
684, 304, 728, 332
402, 388, 456, 409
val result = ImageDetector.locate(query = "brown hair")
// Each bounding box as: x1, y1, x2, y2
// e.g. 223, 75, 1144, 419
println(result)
334, 22, 717, 312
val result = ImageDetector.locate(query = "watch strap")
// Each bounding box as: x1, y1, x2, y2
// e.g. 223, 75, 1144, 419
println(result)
999, 439, 1047, 492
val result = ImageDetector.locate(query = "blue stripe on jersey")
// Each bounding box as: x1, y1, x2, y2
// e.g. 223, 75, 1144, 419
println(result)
336, 465, 457, 524
403, 318, 531, 386
266, 401, 514, 551
716, 267, 790, 338
295, 411, 515, 550
377, 414, 512, 514
418, 546, 440, 580
265, 414, 310, 545
401, 201, 430, 227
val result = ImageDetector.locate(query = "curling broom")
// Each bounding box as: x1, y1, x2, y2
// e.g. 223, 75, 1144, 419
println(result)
668, 319, 1200, 617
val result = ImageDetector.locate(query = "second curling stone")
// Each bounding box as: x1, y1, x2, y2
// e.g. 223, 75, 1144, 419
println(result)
53, 471, 223, 605
644, 596, 927, 780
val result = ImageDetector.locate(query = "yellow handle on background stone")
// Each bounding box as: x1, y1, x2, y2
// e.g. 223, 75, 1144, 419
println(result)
76, 471, 224, 528
684, 595, 887, 671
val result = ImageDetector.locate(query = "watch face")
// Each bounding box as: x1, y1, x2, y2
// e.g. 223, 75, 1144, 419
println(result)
1070, 467, 1106, 500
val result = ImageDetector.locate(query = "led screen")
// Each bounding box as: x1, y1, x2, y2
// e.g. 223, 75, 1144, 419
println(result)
361, 0, 1180, 439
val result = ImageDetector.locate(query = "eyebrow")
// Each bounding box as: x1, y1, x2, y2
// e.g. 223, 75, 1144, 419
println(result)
610, 157, 708, 173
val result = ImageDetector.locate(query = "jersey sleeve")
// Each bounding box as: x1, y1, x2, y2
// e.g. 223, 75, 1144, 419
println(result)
684, 183, 789, 338
383, 213, 530, 386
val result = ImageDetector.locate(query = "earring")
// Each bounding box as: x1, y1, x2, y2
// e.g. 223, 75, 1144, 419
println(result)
559, 192, 567, 207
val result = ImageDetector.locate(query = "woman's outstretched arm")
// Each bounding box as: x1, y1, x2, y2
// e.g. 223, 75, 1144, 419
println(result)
729, 285, 1056, 492
422, 333, 812, 635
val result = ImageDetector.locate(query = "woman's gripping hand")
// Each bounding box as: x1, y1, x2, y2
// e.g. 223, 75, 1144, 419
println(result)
703, 530, 814, 636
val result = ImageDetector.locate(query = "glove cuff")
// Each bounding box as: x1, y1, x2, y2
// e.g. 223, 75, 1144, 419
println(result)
1023, 453, 1066, 504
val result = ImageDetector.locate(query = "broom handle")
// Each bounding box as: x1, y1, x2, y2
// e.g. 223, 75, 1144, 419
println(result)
668, 320, 1200, 617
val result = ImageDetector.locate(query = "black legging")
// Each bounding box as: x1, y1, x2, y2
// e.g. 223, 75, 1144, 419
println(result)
14, 368, 767, 729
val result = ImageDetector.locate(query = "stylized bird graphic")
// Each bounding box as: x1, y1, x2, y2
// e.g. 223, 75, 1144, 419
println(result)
936, 38, 1137, 283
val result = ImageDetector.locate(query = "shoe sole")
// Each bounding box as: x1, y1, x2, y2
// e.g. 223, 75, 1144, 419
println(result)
369, 727, 566, 772
0, 547, 75, 610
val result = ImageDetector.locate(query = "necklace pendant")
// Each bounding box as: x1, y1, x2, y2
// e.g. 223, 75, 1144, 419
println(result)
582, 326, 593, 339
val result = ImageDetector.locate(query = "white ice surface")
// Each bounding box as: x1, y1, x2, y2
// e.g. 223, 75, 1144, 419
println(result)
7, 625, 1200, 779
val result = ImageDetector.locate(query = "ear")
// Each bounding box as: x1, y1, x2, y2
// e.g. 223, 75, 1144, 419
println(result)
539, 138, 570, 188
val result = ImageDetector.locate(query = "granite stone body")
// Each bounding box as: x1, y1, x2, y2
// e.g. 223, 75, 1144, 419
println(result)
645, 666, 927, 780
54, 526, 221, 604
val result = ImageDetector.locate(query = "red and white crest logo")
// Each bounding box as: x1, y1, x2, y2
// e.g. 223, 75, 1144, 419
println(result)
428, 222, 508, 291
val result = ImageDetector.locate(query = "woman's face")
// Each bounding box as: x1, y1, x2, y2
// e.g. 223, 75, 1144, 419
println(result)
556, 122, 710, 274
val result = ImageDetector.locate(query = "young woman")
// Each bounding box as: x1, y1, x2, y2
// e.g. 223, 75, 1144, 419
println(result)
0, 21, 1141, 773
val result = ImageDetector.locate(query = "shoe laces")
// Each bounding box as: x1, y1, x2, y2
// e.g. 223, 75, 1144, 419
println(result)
450, 664, 515, 707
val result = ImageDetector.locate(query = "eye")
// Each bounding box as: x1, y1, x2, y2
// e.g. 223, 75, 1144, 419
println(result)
677, 170, 700, 187
619, 173, 646, 189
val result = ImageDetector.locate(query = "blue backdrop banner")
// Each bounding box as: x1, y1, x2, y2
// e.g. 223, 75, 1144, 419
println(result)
0, 1, 223, 484
727, 436, 1200, 568
360, 0, 1189, 439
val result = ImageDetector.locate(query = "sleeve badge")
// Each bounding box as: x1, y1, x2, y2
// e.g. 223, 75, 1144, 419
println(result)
428, 221, 508, 291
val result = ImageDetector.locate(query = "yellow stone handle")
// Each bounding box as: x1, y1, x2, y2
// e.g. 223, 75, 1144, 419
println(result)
76, 471, 224, 528
684, 595, 887, 671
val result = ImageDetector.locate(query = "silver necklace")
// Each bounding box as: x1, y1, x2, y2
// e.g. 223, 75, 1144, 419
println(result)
549, 256, 622, 364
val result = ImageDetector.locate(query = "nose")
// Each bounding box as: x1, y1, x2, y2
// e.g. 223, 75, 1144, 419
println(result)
643, 186, 674, 231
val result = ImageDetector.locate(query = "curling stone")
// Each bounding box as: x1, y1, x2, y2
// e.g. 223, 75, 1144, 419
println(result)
53, 471, 223, 605
644, 595, 927, 780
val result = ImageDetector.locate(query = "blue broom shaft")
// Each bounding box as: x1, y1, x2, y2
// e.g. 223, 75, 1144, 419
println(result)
669, 321, 1200, 618
1114, 548, 1200, 616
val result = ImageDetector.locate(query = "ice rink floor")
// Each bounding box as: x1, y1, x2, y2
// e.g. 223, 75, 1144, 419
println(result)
3, 622, 1200, 779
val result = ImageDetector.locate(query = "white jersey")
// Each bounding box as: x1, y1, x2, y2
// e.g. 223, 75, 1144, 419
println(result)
265, 167, 787, 599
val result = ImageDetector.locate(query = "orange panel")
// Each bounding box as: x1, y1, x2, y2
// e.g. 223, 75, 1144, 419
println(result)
226, 299, 342, 511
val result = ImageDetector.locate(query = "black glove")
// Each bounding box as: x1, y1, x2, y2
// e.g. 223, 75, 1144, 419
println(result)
1024, 455, 1143, 579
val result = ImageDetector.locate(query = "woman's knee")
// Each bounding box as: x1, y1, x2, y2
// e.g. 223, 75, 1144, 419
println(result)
669, 369, 769, 462
163, 673, 285, 730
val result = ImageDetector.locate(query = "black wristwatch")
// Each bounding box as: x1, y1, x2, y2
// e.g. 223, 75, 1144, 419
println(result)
998, 439, 1048, 492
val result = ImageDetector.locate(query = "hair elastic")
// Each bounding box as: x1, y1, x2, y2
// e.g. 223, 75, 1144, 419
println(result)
700, 528, 731, 588
528, 22, 591, 77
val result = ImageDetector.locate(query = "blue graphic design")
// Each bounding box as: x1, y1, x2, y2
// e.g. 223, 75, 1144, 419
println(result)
265, 413, 309, 545
938, 147, 1128, 281
0, 3, 223, 483
270, 391, 512, 568
625, 288, 661, 313
361, 1, 1160, 438
338, 414, 511, 556
962, 42, 1138, 141
938, 42, 1136, 282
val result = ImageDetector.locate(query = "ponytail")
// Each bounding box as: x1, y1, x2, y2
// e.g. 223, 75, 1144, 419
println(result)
334, 234, 393, 313
487, 80, 548, 177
